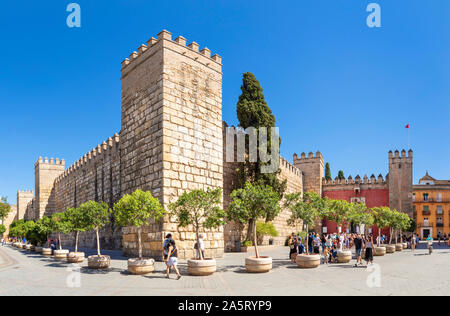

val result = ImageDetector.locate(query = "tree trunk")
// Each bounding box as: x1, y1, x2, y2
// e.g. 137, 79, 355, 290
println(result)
253, 220, 260, 258
389, 228, 393, 244
378, 228, 381, 247
58, 232, 62, 250
246, 219, 255, 244
96, 228, 101, 256
75, 231, 79, 253
138, 226, 142, 260
306, 224, 309, 255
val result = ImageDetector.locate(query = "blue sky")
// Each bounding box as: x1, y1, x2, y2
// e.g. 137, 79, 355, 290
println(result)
1, 0, 449, 204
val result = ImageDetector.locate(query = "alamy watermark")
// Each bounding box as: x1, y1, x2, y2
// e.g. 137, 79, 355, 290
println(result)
225, 127, 280, 174
66, 3, 81, 28
366, 263, 382, 288
66, 263, 81, 288
366, 3, 381, 28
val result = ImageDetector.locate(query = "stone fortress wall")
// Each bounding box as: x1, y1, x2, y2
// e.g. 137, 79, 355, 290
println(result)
11, 29, 414, 258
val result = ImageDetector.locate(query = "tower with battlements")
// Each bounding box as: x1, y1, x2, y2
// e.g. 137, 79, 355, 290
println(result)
293, 152, 324, 194
388, 149, 413, 216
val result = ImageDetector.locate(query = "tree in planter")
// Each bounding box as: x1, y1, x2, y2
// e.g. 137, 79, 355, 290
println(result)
28, 220, 48, 247
23, 221, 37, 245
51, 212, 71, 250
348, 203, 374, 235
66, 207, 90, 254
81, 201, 110, 257
235, 72, 287, 242
169, 188, 225, 260
284, 191, 326, 255
9, 220, 26, 241
0, 224, 6, 236
398, 213, 411, 243
371, 207, 392, 246
327, 199, 353, 235
256, 221, 278, 246
113, 189, 166, 260
36, 216, 55, 248
228, 182, 280, 258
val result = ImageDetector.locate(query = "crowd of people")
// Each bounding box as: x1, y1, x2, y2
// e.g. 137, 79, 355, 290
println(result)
287, 232, 426, 267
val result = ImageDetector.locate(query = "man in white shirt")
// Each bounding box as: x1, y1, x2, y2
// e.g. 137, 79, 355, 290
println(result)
197, 234, 205, 259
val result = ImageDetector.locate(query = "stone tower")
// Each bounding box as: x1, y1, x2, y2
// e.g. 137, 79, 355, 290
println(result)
293, 151, 324, 194
34, 157, 65, 219
16, 190, 34, 220
388, 149, 413, 216
120, 30, 223, 259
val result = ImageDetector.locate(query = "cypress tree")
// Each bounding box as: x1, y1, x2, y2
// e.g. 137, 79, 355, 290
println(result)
337, 170, 345, 180
235, 72, 286, 242
325, 163, 332, 181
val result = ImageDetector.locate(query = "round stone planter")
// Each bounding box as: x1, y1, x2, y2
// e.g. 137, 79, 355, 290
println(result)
402, 243, 407, 249
385, 245, 396, 253
296, 254, 320, 269
245, 256, 272, 273
67, 252, 85, 263
21, 244, 27, 249
30, 245, 36, 252
395, 244, 403, 252
127, 258, 155, 275
187, 259, 216, 276
42, 248, 52, 256
88, 255, 111, 270
25, 244, 33, 251
337, 250, 352, 263
35, 247, 43, 253
13, 242, 19, 248
374, 247, 386, 256
54, 250, 69, 260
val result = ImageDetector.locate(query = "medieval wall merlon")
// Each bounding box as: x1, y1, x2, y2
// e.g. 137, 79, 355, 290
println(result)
121, 30, 222, 78
16, 190, 34, 221
388, 149, 413, 216
322, 174, 389, 192
280, 157, 302, 177
293, 151, 324, 194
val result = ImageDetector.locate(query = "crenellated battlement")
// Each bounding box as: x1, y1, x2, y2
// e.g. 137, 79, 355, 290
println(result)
121, 30, 222, 75
35, 157, 65, 167
293, 151, 323, 161
323, 173, 387, 186
55, 133, 120, 184
17, 189, 34, 195
280, 157, 301, 177
389, 149, 413, 161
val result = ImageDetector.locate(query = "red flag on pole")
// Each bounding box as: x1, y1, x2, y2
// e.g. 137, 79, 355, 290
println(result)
405, 124, 410, 129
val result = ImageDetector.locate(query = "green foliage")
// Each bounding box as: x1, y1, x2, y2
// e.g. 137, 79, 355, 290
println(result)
228, 182, 281, 225
0, 224, 6, 236
235, 72, 287, 199
0, 197, 11, 222
348, 203, 374, 227
327, 199, 353, 225
337, 170, 345, 180
35, 216, 55, 244
407, 218, 417, 233
284, 191, 328, 228
66, 207, 90, 233
9, 219, 26, 238
114, 189, 166, 228
371, 207, 392, 230
325, 163, 332, 181
51, 212, 72, 235
80, 201, 110, 231
256, 221, 278, 238
169, 188, 225, 230
242, 240, 253, 247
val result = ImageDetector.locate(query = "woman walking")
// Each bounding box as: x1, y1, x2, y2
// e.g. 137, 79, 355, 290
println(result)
364, 234, 375, 266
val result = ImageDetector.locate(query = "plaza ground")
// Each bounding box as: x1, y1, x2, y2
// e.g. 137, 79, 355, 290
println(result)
0, 244, 449, 296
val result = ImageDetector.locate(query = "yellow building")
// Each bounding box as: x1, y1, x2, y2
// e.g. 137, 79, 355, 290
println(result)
414, 172, 450, 239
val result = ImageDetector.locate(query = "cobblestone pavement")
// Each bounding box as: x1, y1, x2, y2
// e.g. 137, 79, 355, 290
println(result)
0, 244, 449, 296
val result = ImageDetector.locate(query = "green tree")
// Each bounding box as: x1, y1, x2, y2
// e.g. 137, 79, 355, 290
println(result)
256, 221, 278, 246
337, 170, 345, 180
348, 203, 374, 235
82, 201, 110, 257
113, 190, 166, 260
36, 216, 54, 247
325, 163, 332, 181
228, 182, 281, 258
284, 191, 328, 254
169, 188, 225, 260
52, 212, 71, 250
9, 219, 26, 240
0, 197, 11, 224
327, 199, 353, 233
66, 207, 90, 253
371, 207, 393, 246
235, 72, 287, 241
0, 224, 6, 236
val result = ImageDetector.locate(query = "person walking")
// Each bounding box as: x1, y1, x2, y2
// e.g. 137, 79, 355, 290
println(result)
308, 233, 313, 254
411, 234, 417, 252
289, 235, 297, 262
364, 234, 374, 266
196, 234, 205, 260
353, 234, 363, 267
165, 238, 182, 280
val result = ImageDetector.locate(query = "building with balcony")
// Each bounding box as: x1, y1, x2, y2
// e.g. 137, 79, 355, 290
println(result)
413, 172, 450, 239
